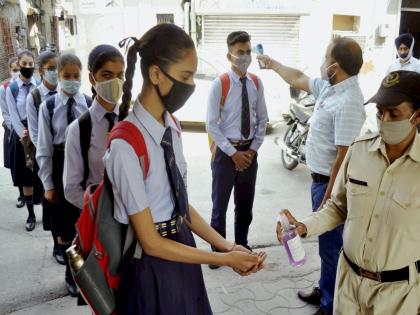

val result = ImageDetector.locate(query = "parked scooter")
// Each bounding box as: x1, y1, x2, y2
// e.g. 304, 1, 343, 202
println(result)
275, 87, 315, 170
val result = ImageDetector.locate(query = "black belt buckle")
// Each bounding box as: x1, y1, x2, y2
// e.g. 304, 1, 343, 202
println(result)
360, 268, 381, 282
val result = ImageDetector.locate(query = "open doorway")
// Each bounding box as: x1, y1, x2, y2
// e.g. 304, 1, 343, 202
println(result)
399, 0, 420, 58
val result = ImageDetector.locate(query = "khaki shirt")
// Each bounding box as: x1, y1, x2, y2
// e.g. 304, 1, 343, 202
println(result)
302, 131, 420, 272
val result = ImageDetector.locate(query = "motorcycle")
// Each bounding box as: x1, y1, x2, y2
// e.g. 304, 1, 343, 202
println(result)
275, 87, 315, 170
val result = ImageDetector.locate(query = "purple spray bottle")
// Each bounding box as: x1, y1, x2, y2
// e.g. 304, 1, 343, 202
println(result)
278, 212, 307, 267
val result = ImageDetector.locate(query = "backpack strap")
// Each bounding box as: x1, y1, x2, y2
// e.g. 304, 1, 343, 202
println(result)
30, 88, 42, 113
248, 72, 260, 90
84, 94, 93, 108
78, 111, 92, 190
46, 96, 56, 136
2, 79, 10, 89
219, 72, 230, 107
9, 80, 19, 100
109, 121, 150, 178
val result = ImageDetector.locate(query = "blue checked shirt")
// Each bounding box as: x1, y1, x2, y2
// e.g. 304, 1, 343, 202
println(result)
306, 76, 366, 176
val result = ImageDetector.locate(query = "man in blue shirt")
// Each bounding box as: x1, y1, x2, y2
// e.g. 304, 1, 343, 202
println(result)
259, 38, 365, 315
206, 31, 268, 267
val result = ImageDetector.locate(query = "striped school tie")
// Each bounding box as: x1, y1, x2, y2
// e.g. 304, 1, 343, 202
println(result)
240, 76, 250, 139
104, 112, 117, 132
161, 127, 190, 222
66, 97, 76, 125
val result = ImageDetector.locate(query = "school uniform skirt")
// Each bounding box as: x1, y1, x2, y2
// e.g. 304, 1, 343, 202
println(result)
3, 123, 11, 169
118, 222, 213, 315
9, 128, 33, 187
49, 145, 80, 242
32, 158, 44, 205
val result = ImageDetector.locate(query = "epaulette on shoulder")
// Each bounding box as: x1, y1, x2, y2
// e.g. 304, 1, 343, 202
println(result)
352, 132, 380, 144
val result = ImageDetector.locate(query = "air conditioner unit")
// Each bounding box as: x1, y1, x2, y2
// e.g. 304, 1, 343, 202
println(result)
378, 23, 390, 37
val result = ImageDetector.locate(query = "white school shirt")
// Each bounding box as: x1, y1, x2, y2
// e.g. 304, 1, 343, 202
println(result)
6, 76, 37, 138
26, 82, 59, 147
36, 91, 89, 191
0, 83, 12, 130
104, 99, 187, 224
206, 69, 268, 156
63, 99, 119, 209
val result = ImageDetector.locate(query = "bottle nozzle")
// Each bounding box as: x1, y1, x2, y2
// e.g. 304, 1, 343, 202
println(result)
277, 212, 291, 230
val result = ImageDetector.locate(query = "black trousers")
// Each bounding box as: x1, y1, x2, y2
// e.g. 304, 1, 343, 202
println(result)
210, 146, 258, 248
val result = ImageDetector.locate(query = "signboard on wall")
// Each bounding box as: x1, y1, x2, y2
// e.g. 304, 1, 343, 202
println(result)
78, 0, 123, 14
196, 0, 312, 14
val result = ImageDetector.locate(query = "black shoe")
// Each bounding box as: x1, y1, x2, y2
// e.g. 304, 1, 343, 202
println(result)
65, 276, 78, 297
208, 264, 220, 270
53, 248, 66, 265
25, 217, 36, 232
313, 307, 328, 315
16, 197, 25, 208
297, 287, 322, 306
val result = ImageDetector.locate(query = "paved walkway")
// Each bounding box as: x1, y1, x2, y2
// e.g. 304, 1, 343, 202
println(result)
7, 244, 320, 315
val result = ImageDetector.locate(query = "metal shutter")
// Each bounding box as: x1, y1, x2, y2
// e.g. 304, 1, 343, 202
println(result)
202, 15, 301, 66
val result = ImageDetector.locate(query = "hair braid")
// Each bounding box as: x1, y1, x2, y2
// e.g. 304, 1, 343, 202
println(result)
118, 44, 138, 121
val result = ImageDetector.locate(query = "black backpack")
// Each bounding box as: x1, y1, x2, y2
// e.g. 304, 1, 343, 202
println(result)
46, 94, 92, 189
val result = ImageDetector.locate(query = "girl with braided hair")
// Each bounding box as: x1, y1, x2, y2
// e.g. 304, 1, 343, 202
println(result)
103, 24, 266, 314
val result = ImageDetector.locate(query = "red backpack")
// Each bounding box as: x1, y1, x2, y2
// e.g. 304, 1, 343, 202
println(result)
73, 121, 150, 315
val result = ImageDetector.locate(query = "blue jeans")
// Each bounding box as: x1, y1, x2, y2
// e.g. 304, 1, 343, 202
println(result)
311, 181, 343, 315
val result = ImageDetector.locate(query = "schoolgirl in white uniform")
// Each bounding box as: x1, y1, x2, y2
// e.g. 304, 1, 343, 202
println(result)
105, 24, 266, 315
0, 57, 24, 208
6, 50, 38, 231
36, 53, 90, 297
64, 44, 124, 209
26, 51, 63, 264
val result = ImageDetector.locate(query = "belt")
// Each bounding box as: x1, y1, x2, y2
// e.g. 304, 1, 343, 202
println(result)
229, 139, 253, 147
155, 214, 182, 237
53, 143, 65, 151
311, 172, 330, 183
343, 250, 420, 283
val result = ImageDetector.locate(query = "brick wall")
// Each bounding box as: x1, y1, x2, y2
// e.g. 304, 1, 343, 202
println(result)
0, 16, 15, 81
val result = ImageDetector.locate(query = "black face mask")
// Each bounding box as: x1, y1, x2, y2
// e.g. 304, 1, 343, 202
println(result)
20, 67, 34, 79
154, 69, 195, 114
399, 53, 408, 60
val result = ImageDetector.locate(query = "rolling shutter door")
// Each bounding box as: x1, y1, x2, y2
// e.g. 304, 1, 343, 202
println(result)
202, 15, 301, 66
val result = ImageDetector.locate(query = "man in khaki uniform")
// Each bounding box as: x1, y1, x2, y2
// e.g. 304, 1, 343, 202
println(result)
277, 70, 420, 315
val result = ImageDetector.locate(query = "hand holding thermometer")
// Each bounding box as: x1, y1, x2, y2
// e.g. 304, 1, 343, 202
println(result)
252, 43, 266, 68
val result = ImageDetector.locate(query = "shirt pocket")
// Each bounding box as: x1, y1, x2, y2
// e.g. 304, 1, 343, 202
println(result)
346, 182, 369, 220
387, 192, 420, 240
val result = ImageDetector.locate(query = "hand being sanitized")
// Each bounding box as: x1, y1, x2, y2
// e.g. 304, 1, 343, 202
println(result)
277, 211, 307, 267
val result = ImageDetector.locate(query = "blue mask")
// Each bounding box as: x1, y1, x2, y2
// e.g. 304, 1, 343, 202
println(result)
61, 80, 81, 95
44, 70, 58, 86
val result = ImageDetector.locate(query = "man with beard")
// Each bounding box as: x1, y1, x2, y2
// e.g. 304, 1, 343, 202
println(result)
386, 33, 420, 74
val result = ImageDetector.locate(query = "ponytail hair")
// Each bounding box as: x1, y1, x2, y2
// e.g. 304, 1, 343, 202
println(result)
118, 23, 195, 121
88, 44, 124, 100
